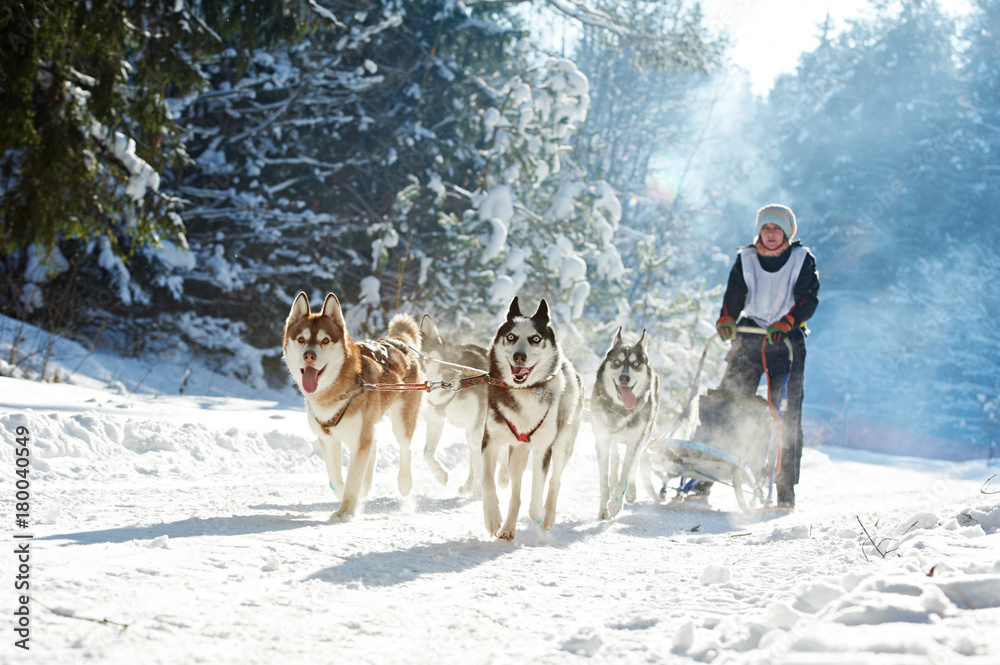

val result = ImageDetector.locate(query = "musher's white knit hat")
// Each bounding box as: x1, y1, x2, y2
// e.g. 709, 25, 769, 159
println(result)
756, 204, 796, 239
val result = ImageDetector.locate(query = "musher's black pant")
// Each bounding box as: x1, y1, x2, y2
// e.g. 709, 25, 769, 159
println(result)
719, 326, 807, 486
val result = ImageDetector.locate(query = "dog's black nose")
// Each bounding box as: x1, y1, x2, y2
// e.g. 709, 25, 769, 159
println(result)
513, 352, 527, 364
303, 350, 317, 364
618, 374, 630, 386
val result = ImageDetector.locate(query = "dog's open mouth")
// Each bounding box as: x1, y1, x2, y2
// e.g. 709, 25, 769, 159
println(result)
509, 362, 536, 385
301, 366, 325, 393
618, 385, 637, 410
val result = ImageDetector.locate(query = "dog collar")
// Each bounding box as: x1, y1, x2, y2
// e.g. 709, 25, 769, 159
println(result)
503, 408, 550, 443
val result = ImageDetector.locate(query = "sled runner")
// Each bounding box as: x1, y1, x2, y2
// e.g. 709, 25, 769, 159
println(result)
644, 327, 793, 513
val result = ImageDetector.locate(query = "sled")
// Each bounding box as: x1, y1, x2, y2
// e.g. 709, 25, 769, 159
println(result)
644, 326, 793, 513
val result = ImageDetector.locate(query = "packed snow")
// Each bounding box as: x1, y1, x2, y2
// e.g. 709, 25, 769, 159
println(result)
1, 327, 998, 664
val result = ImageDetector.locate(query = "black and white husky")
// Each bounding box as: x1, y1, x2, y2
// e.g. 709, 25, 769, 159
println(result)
481, 297, 584, 540
419, 314, 489, 495
592, 328, 660, 519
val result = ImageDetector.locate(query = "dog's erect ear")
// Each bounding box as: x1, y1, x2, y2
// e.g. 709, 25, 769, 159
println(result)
613, 327, 624, 347
289, 292, 311, 321
321, 293, 345, 328
506, 297, 522, 321
419, 314, 440, 341
636, 329, 648, 354
530, 299, 550, 326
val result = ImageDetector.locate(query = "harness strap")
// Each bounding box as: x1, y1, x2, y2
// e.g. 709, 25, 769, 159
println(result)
317, 394, 356, 434
317, 381, 433, 433
761, 339, 784, 479
458, 370, 557, 391
458, 374, 510, 390
503, 407, 550, 443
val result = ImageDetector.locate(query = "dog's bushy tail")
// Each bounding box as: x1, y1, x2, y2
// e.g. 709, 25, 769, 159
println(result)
389, 314, 421, 352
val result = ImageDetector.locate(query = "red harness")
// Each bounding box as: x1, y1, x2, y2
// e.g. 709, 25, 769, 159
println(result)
503, 408, 550, 443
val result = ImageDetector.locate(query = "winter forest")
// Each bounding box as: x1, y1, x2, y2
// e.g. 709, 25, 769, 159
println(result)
1, 0, 999, 461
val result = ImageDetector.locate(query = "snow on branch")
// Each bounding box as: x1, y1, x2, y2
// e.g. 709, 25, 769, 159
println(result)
308, 0, 346, 28
466, 0, 630, 38
545, 0, 629, 37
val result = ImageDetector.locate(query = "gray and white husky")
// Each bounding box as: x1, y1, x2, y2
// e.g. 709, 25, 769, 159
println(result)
419, 314, 489, 495
592, 328, 660, 519
481, 297, 584, 540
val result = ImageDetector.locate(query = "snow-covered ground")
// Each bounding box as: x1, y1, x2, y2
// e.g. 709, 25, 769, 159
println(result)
1, 326, 999, 664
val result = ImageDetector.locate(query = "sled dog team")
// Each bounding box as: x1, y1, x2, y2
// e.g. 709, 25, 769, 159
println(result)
283, 292, 658, 541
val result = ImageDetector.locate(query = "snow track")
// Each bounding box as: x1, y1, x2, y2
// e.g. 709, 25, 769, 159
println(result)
1, 378, 998, 664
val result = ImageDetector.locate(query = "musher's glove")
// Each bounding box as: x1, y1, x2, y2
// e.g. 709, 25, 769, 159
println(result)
716, 316, 736, 342
766, 315, 795, 346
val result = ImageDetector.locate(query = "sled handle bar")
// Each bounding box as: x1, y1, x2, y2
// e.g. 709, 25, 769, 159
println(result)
732, 326, 794, 363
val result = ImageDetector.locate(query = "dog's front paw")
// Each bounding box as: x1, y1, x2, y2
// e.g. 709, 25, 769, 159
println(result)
598, 505, 611, 520
497, 523, 517, 541
483, 501, 502, 537
528, 501, 544, 526
606, 496, 624, 519
540, 508, 557, 532
329, 508, 355, 521
459, 480, 481, 498
625, 483, 637, 503
398, 469, 412, 497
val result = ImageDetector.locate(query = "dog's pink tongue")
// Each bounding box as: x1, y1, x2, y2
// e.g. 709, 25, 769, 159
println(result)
618, 386, 637, 410
302, 367, 319, 393
512, 366, 531, 379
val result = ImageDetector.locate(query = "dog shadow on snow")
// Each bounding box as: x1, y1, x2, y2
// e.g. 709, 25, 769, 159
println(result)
39, 513, 330, 546
304, 514, 612, 588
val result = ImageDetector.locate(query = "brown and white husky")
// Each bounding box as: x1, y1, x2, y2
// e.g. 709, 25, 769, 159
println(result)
283, 292, 423, 520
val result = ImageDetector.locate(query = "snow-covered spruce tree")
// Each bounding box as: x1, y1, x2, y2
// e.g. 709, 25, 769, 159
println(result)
558, 0, 726, 417
369, 2, 722, 359
0, 0, 306, 352
173, 1, 528, 369
422, 56, 628, 351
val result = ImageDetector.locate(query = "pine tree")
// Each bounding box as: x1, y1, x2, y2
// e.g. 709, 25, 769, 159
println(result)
0, 0, 307, 321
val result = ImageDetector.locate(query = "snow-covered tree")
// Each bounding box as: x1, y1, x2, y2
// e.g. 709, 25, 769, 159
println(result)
764, 1, 992, 443
426, 57, 627, 339
0, 0, 306, 325
173, 2, 529, 351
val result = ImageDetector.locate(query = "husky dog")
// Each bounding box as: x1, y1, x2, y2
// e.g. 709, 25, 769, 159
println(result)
592, 328, 660, 519
419, 314, 490, 495
481, 297, 584, 540
283, 292, 424, 520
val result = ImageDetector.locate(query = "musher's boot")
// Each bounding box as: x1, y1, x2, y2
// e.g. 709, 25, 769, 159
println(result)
777, 484, 795, 509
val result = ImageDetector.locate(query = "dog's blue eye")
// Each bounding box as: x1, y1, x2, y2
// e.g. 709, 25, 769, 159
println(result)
506, 334, 516, 342
633, 361, 640, 368
613, 360, 621, 366
529, 336, 540, 344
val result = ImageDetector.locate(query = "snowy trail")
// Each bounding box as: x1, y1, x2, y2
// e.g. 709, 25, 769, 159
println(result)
1, 377, 999, 664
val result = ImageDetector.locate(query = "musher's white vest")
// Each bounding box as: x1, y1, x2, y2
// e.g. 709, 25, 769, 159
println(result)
738, 246, 807, 328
